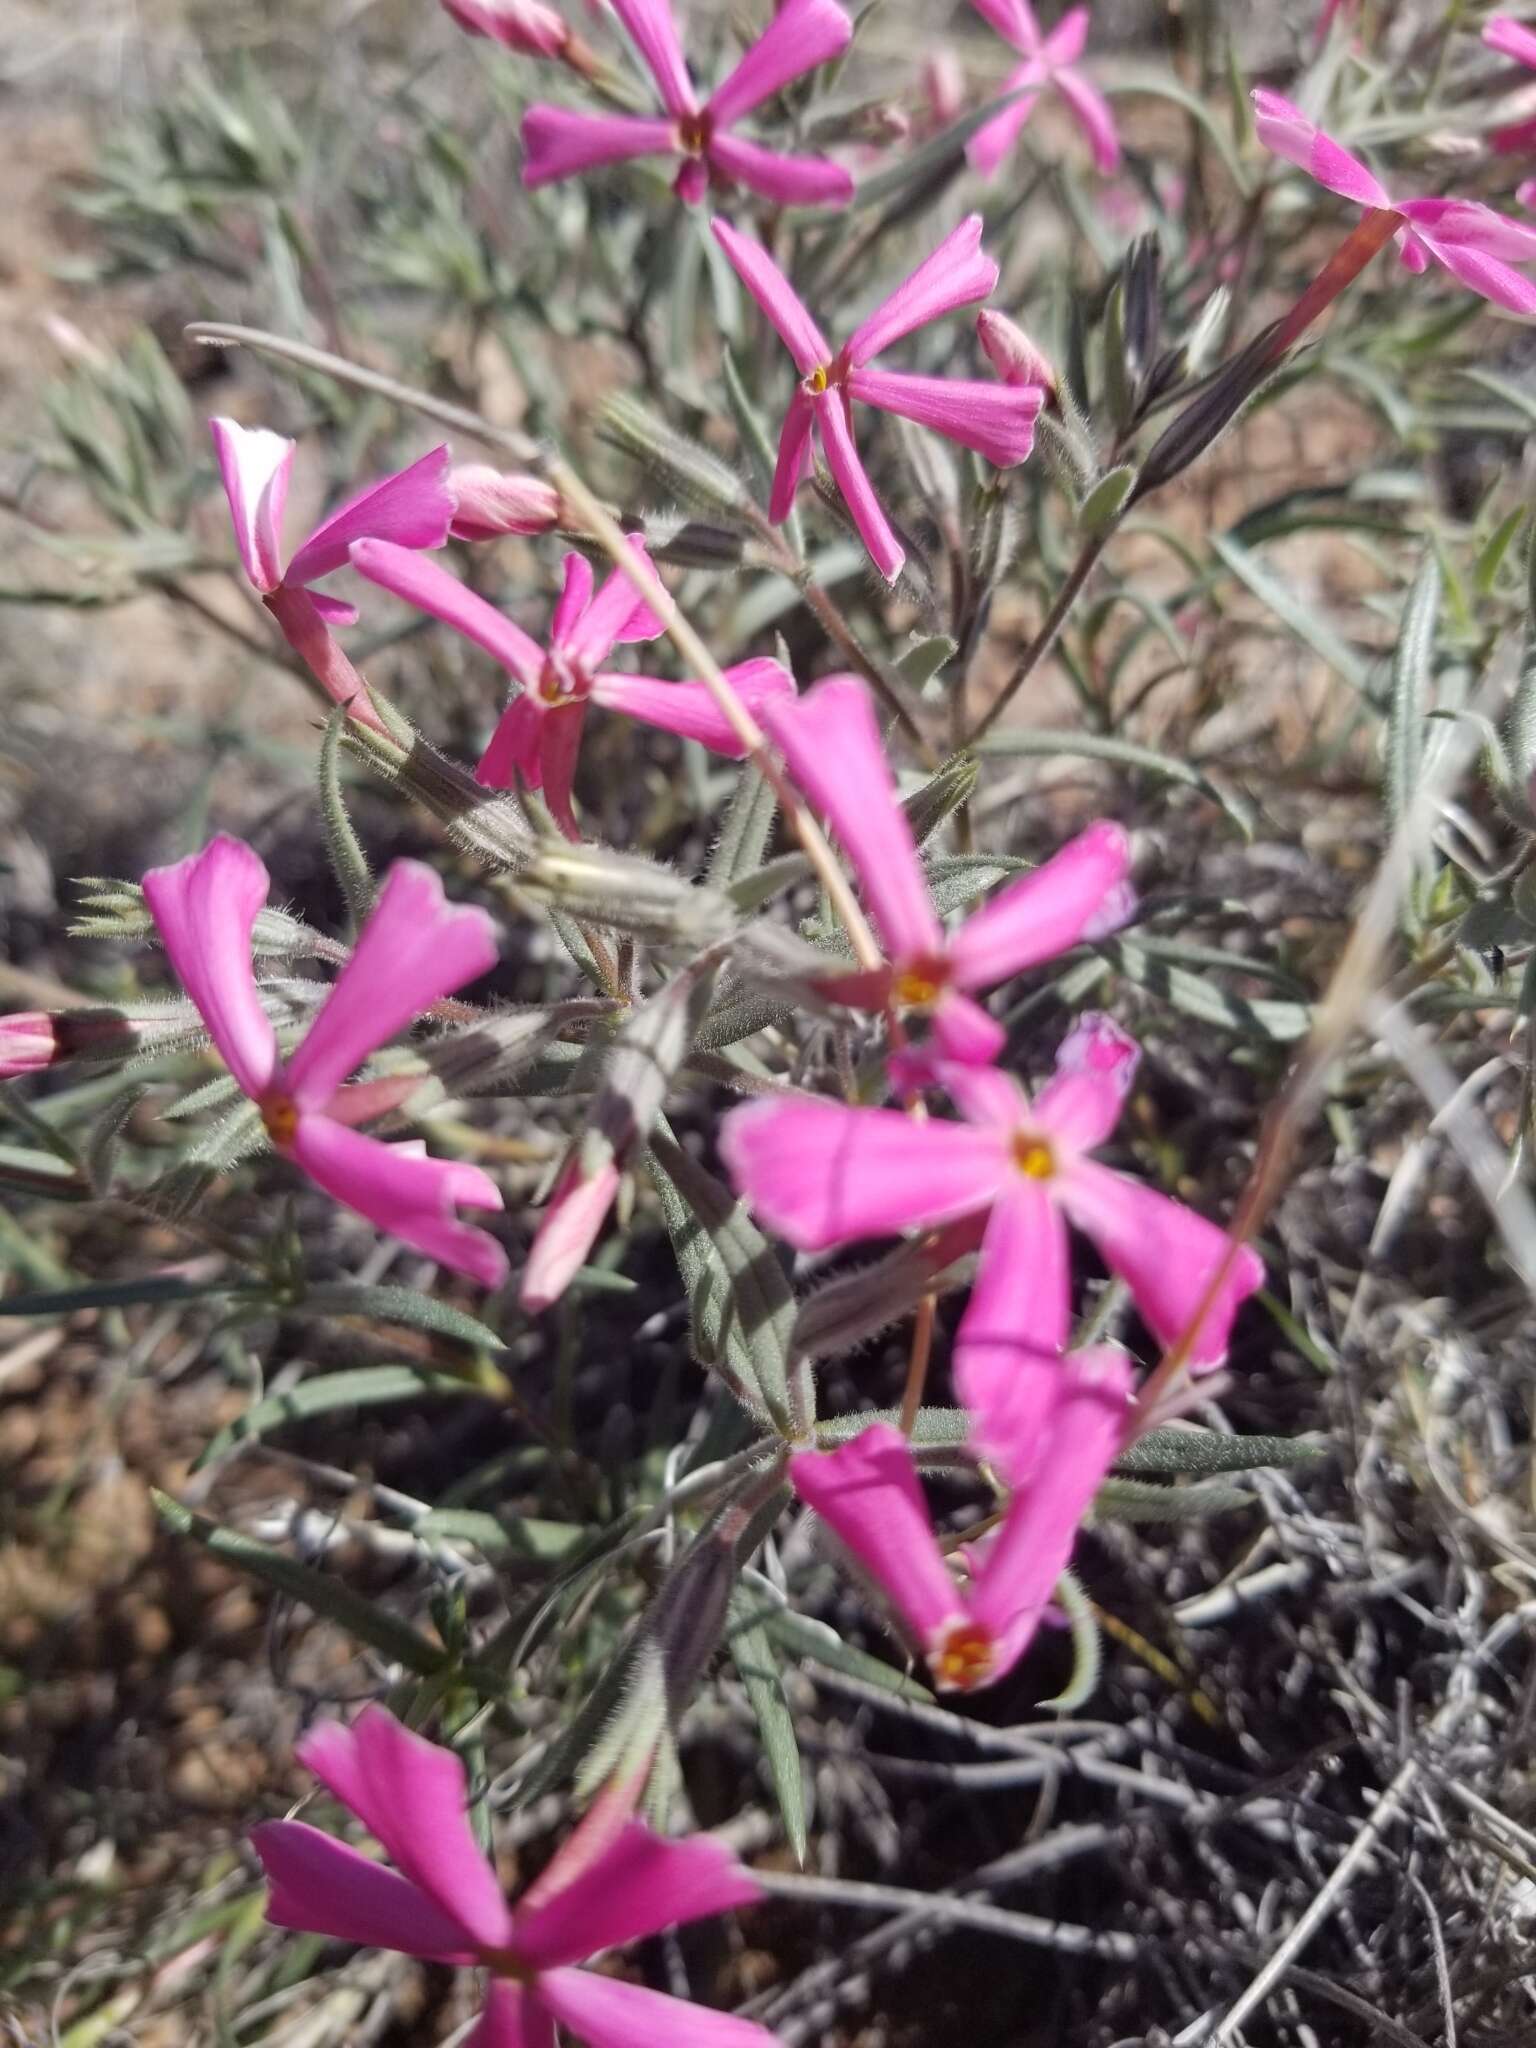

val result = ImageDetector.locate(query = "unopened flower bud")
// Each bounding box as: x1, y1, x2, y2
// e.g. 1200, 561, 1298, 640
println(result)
520, 1155, 622, 1311
977, 309, 1057, 395
448, 465, 562, 541
922, 49, 965, 131
439, 0, 568, 56
0, 1012, 60, 1077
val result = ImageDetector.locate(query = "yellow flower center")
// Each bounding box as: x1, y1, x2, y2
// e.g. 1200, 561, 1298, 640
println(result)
538, 651, 585, 707
807, 364, 830, 394
931, 1618, 996, 1692
893, 961, 948, 1009
481, 1948, 537, 1985
1011, 1133, 1056, 1180
260, 1092, 300, 1148
677, 111, 711, 156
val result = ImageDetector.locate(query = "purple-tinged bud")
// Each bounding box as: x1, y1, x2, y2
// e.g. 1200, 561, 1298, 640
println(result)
448, 464, 563, 541
977, 309, 1057, 395
439, 0, 568, 57
0, 1013, 60, 1077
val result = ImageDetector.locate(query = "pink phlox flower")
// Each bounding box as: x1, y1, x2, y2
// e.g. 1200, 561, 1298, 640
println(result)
252, 1706, 772, 2046
1484, 17, 1536, 159
209, 418, 454, 732
1251, 87, 1536, 314
966, 2, 1120, 181
710, 214, 1043, 582
721, 1012, 1264, 1381
790, 1346, 1132, 1692
522, 0, 855, 208
762, 674, 1132, 1063
349, 537, 795, 841
142, 836, 508, 1288
441, 0, 569, 56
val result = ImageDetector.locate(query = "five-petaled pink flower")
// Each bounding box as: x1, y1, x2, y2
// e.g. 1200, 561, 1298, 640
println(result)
142, 837, 508, 1288
252, 1706, 773, 2046
722, 1014, 1263, 1390
1484, 17, 1536, 200
1251, 88, 1536, 314
762, 674, 1133, 1062
966, 3, 1120, 181
710, 214, 1042, 582
210, 418, 454, 734
350, 538, 794, 840
522, 0, 854, 208
791, 1346, 1130, 1692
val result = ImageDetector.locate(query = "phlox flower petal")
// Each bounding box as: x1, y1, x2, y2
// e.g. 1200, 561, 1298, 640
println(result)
468, 1984, 556, 2048
709, 220, 830, 374
1052, 62, 1121, 173
296, 1707, 515, 1952
790, 1423, 961, 1650
521, 106, 679, 188
815, 387, 907, 583
283, 861, 498, 1111
609, 0, 697, 117
210, 418, 292, 593
285, 444, 453, 589
350, 539, 544, 689
947, 822, 1133, 992
251, 1821, 478, 1962
1249, 88, 1391, 208
761, 673, 940, 961
141, 835, 279, 1100
721, 1095, 1007, 1249
289, 1120, 508, 1289
536, 1970, 774, 2047
510, 1823, 762, 1969
845, 367, 1042, 466
1056, 1163, 1261, 1369
846, 214, 997, 366
591, 657, 795, 755
707, 133, 854, 207
707, 0, 853, 127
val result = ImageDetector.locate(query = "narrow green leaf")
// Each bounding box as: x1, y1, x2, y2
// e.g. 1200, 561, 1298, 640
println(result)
1092, 1476, 1255, 1521
151, 1490, 446, 1674
1212, 531, 1369, 695
297, 1281, 504, 1351
708, 762, 779, 890
720, 342, 779, 501
1097, 935, 1311, 1041
1, 1272, 247, 1318
194, 1364, 485, 1469
1113, 1426, 1328, 1476
761, 1596, 933, 1702
973, 727, 1254, 838
727, 1590, 807, 1863
649, 1129, 797, 1431
1038, 1566, 1101, 1712
1387, 551, 1440, 833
